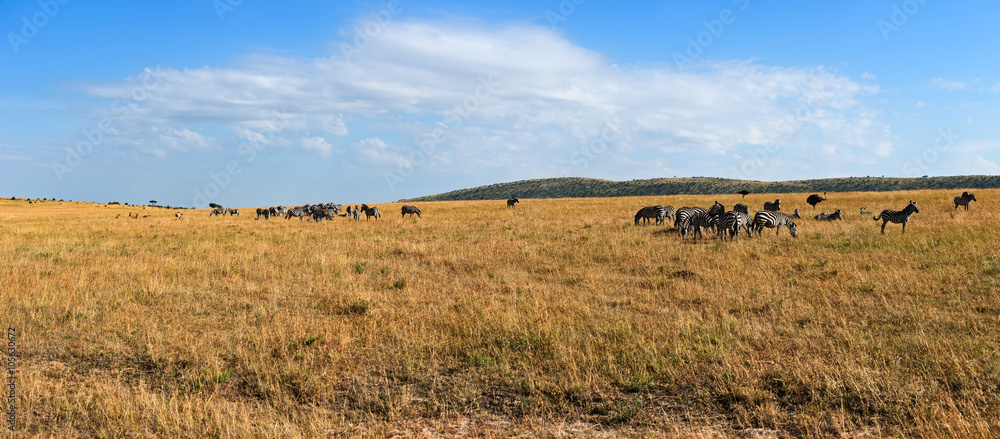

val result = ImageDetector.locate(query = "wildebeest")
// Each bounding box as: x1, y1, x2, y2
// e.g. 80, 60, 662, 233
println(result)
507, 198, 519, 208
401, 205, 422, 218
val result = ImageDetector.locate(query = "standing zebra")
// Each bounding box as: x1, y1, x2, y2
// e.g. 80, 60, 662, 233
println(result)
226, 208, 240, 216
873, 201, 919, 234
363, 205, 381, 220
763, 199, 781, 211
634, 205, 667, 225
753, 210, 797, 237
720, 211, 751, 241
954, 192, 977, 211
674, 207, 707, 236
507, 198, 519, 208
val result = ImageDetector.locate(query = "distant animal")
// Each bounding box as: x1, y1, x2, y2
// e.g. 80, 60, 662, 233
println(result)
763, 199, 781, 212
142, 215, 149, 218
814, 212, 828, 221
954, 192, 977, 211
255, 208, 270, 220
352, 209, 361, 220
175, 212, 183, 219
791, 209, 800, 219
826, 210, 842, 221
634, 205, 667, 226
738, 190, 750, 199
753, 211, 797, 238
210, 207, 226, 217
285, 206, 308, 221
401, 205, 422, 218
225, 208, 240, 217
507, 198, 519, 208
807, 192, 828, 209
364, 205, 380, 220
859, 207, 867, 214
873, 201, 919, 234
115, 214, 120, 219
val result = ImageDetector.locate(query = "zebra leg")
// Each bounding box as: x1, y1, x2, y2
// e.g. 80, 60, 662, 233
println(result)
902, 220, 907, 234
881, 220, 887, 234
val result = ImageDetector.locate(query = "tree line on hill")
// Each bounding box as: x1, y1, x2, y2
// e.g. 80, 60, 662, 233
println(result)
400, 175, 1000, 202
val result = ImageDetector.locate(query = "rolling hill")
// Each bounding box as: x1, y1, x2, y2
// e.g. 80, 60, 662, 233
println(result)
400, 175, 1000, 202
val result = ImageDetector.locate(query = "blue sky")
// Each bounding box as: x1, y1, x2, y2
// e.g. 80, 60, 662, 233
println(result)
1, 0, 998, 207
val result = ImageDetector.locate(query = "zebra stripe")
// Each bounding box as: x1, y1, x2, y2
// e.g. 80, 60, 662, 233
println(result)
873, 201, 919, 234
753, 210, 797, 237
954, 192, 977, 211
635, 205, 667, 225
674, 207, 707, 236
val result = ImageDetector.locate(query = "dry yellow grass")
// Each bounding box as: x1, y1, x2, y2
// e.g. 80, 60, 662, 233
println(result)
2, 191, 999, 437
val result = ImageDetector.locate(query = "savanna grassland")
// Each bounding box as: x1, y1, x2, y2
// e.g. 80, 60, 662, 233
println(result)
3, 190, 1000, 437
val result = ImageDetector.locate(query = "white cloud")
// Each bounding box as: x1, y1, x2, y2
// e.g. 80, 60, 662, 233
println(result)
301, 136, 333, 157
973, 156, 1000, 174
928, 77, 966, 91
78, 20, 891, 177
861, 72, 876, 80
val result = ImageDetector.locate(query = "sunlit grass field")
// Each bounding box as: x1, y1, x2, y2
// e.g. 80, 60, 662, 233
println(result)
3, 190, 999, 437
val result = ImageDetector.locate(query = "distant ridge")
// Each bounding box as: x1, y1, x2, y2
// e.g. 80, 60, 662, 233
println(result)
400, 175, 1000, 202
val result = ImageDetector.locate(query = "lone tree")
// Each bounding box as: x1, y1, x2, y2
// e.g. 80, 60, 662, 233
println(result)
149, 200, 157, 205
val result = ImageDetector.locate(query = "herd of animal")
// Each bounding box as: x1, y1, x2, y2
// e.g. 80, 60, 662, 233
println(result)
634, 191, 978, 238
200, 203, 422, 222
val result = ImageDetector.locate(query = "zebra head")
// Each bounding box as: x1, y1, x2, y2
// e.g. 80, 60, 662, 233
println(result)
788, 220, 798, 237
907, 200, 919, 213
967, 193, 977, 202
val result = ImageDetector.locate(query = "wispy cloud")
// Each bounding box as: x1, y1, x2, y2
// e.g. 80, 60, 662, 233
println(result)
928, 77, 967, 91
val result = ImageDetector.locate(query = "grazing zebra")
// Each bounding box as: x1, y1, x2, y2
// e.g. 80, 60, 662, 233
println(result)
226, 208, 240, 217
954, 192, 977, 211
791, 208, 800, 219
873, 201, 919, 234
719, 211, 748, 241
733, 203, 749, 215
401, 205, 422, 218
674, 207, 707, 235
210, 207, 226, 217
763, 199, 781, 212
634, 205, 666, 225
507, 198, 519, 208
662, 205, 676, 223
753, 210, 797, 237
255, 208, 270, 220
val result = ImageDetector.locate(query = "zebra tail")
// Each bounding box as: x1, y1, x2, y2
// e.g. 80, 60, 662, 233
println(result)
872, 214, 881, 221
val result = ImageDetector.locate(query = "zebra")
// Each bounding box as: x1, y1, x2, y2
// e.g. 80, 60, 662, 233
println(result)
353, 208, 361, 220
255, 208, 270, 220
662, 205, 676, 223
401, 205, 422, 218
507, 198, 519, 208
362, 204, 381, 220
721, 210, 752, 241
763, 199, 781, 212
674, 207, 707, 236
634, 205, 666, 225
285, 206, 308, 220
210, 207, 226, 217
814, 212, 828, 221
753, 211, 797, 238
226, 208, 240, 217
733, 203, 749, 215
873, 201, 919, 234
826, 210, 842, 221
708, 201, 725, 218
954, 192, 977, 211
